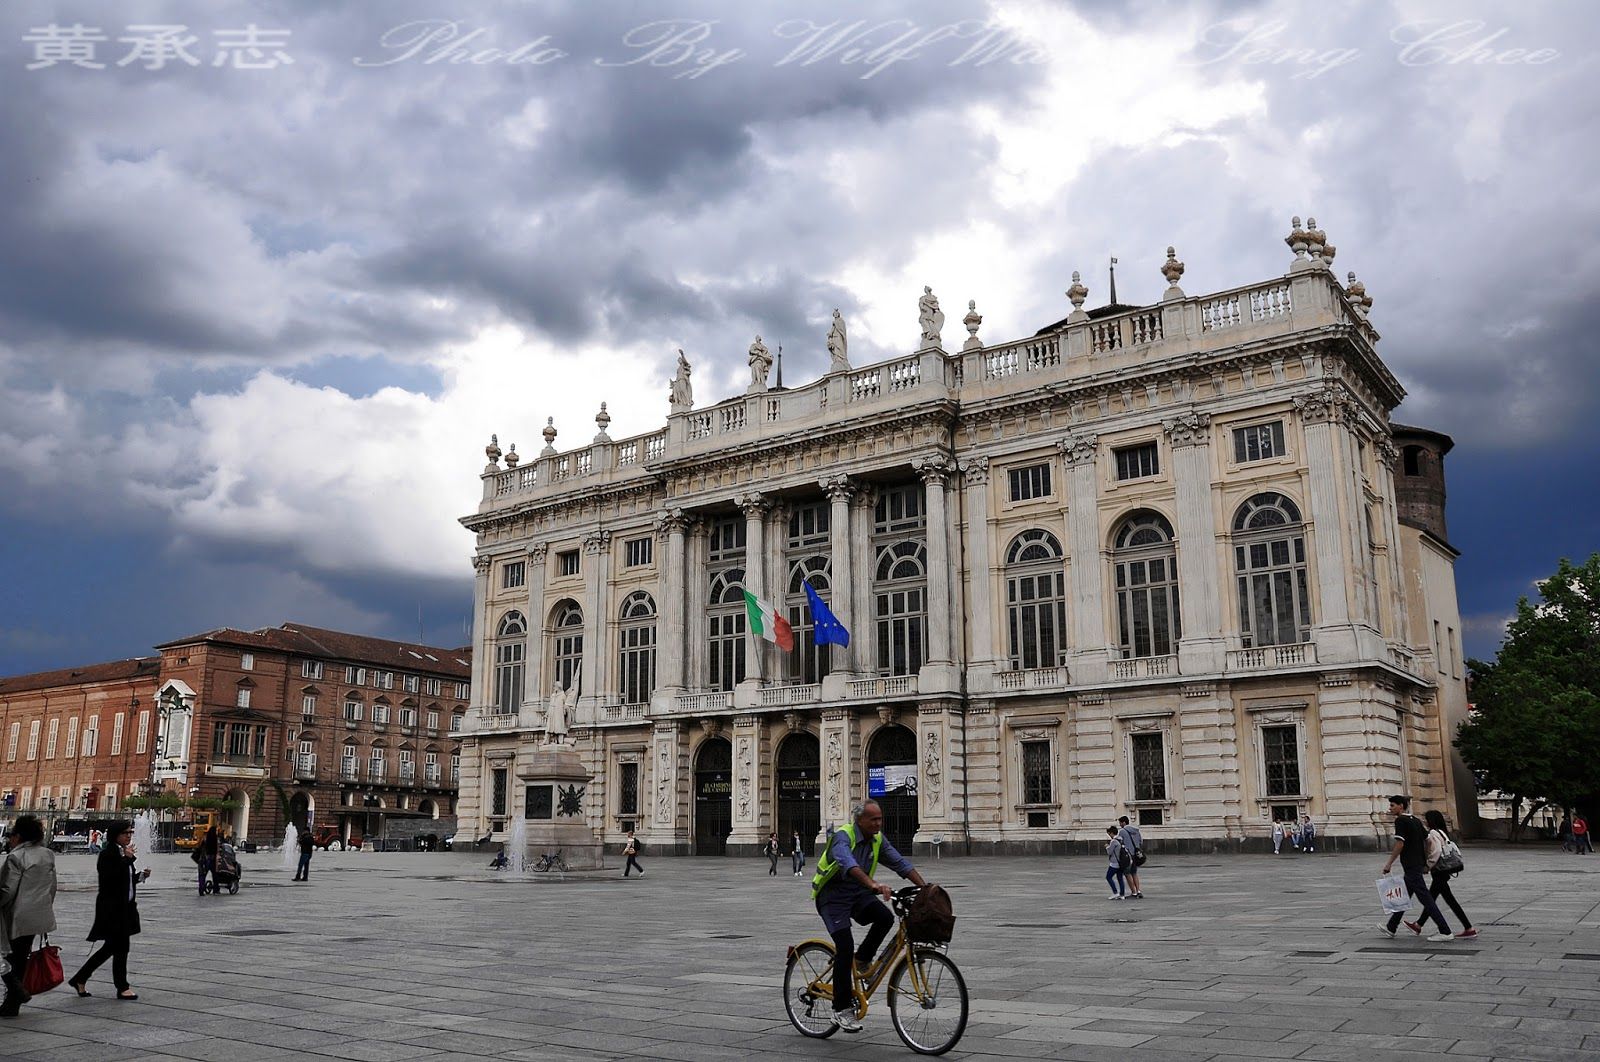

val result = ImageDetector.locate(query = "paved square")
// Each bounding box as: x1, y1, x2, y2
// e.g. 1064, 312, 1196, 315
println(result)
6, 846, 1598, 1061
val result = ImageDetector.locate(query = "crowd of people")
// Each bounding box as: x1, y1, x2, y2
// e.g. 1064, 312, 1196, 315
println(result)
0, 815, 147, 1017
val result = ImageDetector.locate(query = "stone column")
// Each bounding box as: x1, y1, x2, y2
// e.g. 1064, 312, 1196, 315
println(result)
1295, 388, 1357, 661
767, 502, 790, 682
651, 721, 688, 852
470, 555, 492, 709
961, 459, 995, 689
729, 714, 763, 851
651, 510, 688, 712
1162, 412, 1224, 674
686, 520, 708, 690
521, 544, 548, 722
820, 708, 852, 831
1058, 433, 1108, 684
850, 490, 878, 679
1373, 439, 1411, 643
913, 704, 963, 848
735, 492, 770, 694
821, 474, 857, 677
916, 456, 958, 691
1175, 683, 1243, 838
579, 531, 612, 716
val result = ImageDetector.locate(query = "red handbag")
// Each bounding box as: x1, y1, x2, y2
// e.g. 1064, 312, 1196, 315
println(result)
22, 938, 63, 995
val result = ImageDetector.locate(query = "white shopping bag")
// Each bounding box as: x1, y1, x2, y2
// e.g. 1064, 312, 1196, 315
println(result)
1376, 873, 1410, 914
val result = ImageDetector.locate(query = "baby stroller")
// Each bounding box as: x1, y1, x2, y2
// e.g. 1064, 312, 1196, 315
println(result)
207, 842, 243, 894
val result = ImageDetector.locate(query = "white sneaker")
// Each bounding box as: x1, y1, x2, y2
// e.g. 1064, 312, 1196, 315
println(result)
1427, 932, 1455, 942
1378, 924, 1397, 938
1107, 894, 1124, 900
832, 1011, 864, 1033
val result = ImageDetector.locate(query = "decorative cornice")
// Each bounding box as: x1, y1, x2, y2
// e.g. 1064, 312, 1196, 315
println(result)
1056, 432, 1099, 466
1161, 411, 1212, 449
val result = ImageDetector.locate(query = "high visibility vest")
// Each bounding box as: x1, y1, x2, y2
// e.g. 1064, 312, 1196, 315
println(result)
810, 823, 882, 900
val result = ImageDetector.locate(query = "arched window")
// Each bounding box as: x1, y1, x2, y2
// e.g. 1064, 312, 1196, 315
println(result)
1006, 530, 1067, 670
787, 556, 832, 685
551, 602, 583, 692
1113, 512, 1181, 658
1233, 493, 1312, 647
708, 569, 746, 692
618, 591, 657, 706
493, 611, 526, 714
875, 541, 927, 676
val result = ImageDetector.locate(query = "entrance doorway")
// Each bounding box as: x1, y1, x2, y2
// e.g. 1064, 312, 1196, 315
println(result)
866, 724, 918, 852
693, 737, 732, 855
775, 733, 820, 857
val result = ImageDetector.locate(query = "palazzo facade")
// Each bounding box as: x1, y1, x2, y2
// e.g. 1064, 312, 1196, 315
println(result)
455, 223, 1473, 856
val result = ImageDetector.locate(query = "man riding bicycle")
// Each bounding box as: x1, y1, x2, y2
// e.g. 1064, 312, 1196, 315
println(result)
810, 800, 927, 1033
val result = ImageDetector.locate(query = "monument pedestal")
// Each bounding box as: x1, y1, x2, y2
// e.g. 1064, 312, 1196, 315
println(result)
515, 743, 604, 870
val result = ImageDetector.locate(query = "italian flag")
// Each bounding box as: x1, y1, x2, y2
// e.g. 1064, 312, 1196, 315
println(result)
743, 590, 795, 651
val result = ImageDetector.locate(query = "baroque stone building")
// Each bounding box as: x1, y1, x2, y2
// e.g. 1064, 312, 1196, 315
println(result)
455, 221, 1472, 855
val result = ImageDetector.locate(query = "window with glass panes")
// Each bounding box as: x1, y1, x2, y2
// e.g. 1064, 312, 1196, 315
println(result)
1232, 421, 1285, 463
494, 611, 527, 712
873, 485, 927, 677
619, 760, 639, 816
342, 745, 358, 778
1113, 512, 1182, 658
1005, 530, 1067, 670
625, 537, 653, 567
618, 592, 657, 704
302, 694, 317, 717
708, 567, 747, 691
491, 768, 508, 818
1262, 724, 1302, 797
369, 745, 386, 779
1007, 462, 1052, 502
1021, 740, 1052, 804
502, 560, 525, 589
552, 602, 583, 692
1114, 442, 1160, 481
557, 550, 580, 576
787, 556, 833, 685
344, 697, 362, 722
301, 660, 323, 679
371, 702, 390, 725
1233, 493, 1312, 647
1131, 732, 1166, 801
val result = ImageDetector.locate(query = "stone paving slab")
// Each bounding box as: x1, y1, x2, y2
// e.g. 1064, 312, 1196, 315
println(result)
3, 845, 1598, 1060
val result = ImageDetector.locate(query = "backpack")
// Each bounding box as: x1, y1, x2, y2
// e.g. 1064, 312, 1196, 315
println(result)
1433, 832, 1463, 875
1115, 842, 1131, 871
904, 884, 956, 944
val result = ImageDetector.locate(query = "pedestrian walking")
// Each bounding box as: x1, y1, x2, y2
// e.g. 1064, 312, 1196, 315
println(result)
1574, 814, 1591, 854
1271, 819, 1284, 854
1301, 814, 1317, 853
1423, 810, 1476, 939
791, 830, 805, 876
0, 815, 58, 1018
765, 832, 781, 876
622, 829, 644, 877
292, 825, 313, 881
1105, 826, 1128, 899
68, 819, 148, 1000
1116, 816, 1145, 897
197, 825, 220, 895
1559, 815, 1575, 853
1380, 795, 1454, 941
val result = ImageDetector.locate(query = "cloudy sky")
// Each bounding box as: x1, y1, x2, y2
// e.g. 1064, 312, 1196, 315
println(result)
0, 0, 1593, 675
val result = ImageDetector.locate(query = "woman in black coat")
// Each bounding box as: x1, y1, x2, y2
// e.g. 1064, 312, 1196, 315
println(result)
67, 820, 148, 1000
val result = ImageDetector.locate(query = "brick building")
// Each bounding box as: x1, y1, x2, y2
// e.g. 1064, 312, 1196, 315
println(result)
1, 625, 471, 846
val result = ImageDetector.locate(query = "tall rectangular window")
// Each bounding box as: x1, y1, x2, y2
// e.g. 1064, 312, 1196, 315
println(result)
403, 675, 419, 694
302, 660, 324, 679
26, 720, 41, 760
236, 687, 252, 708
1021, 740, 1052, 804
65, 717, 79, 759
6, 722, 19, 761
502, 560, 526, 589
1114, 442, 1160, 481
625, 537, 653, 567
1131, 732, 1166, 801
135, 710, 150, 754
1233, 421, 1285, 463
302, 694, 317, 717
1262, 725, 1301, 797
45, 719, 59, 759
346, 666, 367, 685
240, 652, 255, 671
424, 677, 441, 696
1007, 463, 1052, 502
491, 768, 508, 818
426, 709, 439, 731
557, 550, 580, 577
104, 783, 117, 809
111, 712, 125, 755
455, 682, 470, 700
619, 761, 639, 817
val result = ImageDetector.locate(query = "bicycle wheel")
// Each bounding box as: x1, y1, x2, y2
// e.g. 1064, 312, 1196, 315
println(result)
888, 948, 969, 1055
782, 942, 840, 1038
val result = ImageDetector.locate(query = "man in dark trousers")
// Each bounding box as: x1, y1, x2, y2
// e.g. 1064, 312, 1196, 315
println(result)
765, 832, 781, 875
622, 829, 644, 877
810, 800, 927, 1034
1381, 795, 1454, 941
198, 825, 220, 895
292, 825, 313, 881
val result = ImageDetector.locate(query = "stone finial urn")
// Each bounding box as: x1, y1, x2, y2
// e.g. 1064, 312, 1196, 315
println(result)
594, 402, 612, 443
962, 299, 983, 351
1160, 246, 1186, 300
504, 444, 520, 468
1066, 271, 1089, 322
541, 417, 558, 456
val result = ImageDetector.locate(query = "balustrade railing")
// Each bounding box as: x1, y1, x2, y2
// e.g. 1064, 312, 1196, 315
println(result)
1109, 655, 1175, 680
847, 675, 918, 699
760, 684, 820, 707
1226, 643, 1316, 672
675, 691, 733, 713
996, 665, 1070, 691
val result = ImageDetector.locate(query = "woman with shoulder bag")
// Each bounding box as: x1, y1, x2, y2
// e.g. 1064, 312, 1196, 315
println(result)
0, 815, 59, 1018
68, 819, 149, 1000
1424, 810, 1476, 940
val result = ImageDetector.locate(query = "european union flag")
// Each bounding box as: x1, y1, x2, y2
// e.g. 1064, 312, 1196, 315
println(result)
803, 581, 850, 648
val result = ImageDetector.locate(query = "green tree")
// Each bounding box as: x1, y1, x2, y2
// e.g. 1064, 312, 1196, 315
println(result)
1457, 554, 1600, 839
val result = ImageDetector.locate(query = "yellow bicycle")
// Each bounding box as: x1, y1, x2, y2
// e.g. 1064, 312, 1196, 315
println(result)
783, 886, 969, 1055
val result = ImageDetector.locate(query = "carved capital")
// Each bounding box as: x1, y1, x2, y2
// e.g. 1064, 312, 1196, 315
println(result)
582, 530, 612, 556
527, 543, 549, 561
699, 717, 723, 739
961, 456, 990, 486
1161, 411, 1212, 448
1293, 385, 1351, 425
733, 491, 770, 518
1374, 437, 1400, 469
654, 506, 690, 537
820, 473, 857, 503
1056, 432, 1099, 466
471, 554, 493, 573
913, 454, 951, 486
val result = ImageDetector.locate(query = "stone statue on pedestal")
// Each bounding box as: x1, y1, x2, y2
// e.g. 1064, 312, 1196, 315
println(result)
748, 335, 772, 393
918, 286, 944, 348
826, 309, 849, 372
669, 349, 694, 412
545, 675, 578, 745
